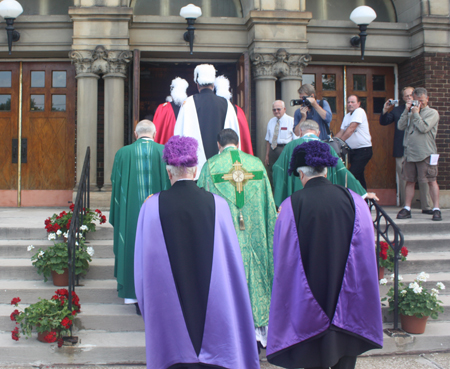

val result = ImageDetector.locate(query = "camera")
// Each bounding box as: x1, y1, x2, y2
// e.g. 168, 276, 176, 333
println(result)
411, 100, 419, 107
388, 99, 398, 105
290, 97, 312, 108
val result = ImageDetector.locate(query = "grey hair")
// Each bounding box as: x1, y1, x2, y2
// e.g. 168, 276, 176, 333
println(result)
272, 100, 285, 108
297, 166, 327, 178
299, 120, 320, 135
166, 165, 197, 178
413, 87, 428, 97
135, 120, 156, 137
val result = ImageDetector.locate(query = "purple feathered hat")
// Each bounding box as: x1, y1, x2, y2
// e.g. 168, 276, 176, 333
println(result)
163, 136, 198, 167
288, 140, 338, 176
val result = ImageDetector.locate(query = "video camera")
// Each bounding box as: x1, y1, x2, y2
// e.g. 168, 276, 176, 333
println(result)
290, 96, 312, 108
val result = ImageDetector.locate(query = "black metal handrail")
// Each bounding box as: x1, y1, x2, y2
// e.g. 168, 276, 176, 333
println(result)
367, 199, 404, 330
65, 146, 90, 342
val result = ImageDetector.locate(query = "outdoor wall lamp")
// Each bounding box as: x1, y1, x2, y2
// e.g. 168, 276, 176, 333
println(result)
0, 0, 23, 55
350, 6, 377, 60
180, 4, 202, 55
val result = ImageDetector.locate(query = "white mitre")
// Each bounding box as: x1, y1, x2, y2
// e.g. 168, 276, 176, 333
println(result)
214, 75, 232, 101
170, 77, 189, 106
194, 64, 216, 85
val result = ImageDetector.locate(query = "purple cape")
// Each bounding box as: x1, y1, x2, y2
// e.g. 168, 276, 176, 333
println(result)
134, 193, 259, 369
267, 190, 383, 361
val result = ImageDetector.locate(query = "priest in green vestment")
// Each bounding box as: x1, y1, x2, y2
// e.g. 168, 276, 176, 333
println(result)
273, 120, 378, 207
110, 120, 170, 309
197, 128, 277, 347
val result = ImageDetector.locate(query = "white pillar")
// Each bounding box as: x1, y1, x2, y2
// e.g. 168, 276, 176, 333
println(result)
103, 73, 126, 191
75, 73, 99, 188
280, 76, 302, 117
255, 76, 277, 161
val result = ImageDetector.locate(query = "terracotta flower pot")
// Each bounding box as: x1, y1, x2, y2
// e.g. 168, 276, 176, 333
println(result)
51, 268, 69, 286
37, 329, 60, 343
378, 266, 385, 280
400, 314, 429, 334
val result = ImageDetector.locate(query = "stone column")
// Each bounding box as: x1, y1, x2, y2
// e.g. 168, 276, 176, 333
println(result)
280, 77, 302, 116
70, 50, 99, 189
102, 50, 132, 191
251, 49, 311, 160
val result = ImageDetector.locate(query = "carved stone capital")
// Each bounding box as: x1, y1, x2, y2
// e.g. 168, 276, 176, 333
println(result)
250, 49, 311, 78
70, 46, 132, 77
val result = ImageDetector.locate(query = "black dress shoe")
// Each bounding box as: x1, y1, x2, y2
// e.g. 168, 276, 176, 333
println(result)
397, 208, 411, 219
432, 210, 442, 221
422, 209, 434, 214
135, 302, 141, 316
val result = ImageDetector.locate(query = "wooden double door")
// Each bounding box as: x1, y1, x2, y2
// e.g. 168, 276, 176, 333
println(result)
302, 65, 396, 198
0, 62, 75, 207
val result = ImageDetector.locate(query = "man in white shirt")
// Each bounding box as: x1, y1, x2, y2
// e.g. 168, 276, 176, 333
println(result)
336, 95, 372, 189
265, 100, 296, 187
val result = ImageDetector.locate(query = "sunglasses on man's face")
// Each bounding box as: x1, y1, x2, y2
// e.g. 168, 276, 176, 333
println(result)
272, 108, 282, 112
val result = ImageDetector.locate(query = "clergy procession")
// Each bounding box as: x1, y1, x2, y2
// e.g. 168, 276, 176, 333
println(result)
109, 64, 382, 369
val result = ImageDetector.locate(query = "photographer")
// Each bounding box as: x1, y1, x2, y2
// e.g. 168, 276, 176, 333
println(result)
379, 87, 432, 211
397, 87, 442, 221
293, 84, 332, 140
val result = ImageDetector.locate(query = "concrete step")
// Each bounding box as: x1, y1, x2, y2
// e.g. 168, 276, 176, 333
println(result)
381, 295, 450, 323
379, 207, 450, 236
1, 279, 122, 305
397, 252, 450, 274
0, 258, 115, 280
0, 239, 114, 259
1, 322, 450, 366
402, 234, 450, 252
379, 272, 450, 295
0, 226, 114, 241
0, 303, 144, 332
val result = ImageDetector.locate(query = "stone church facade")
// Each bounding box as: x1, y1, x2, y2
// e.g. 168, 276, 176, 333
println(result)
0, 0, 449, 207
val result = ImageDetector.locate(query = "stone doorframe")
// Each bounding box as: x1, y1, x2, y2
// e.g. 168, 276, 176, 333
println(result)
250, 48, 311, 159
70, 45, 133, 190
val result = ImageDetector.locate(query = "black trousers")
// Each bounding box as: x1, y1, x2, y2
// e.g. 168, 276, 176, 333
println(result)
309, 355, 357, 369
349, 147, 372, 190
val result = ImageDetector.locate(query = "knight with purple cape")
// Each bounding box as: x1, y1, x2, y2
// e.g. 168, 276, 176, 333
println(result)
134, 135, 259, 369
267, 140, 383, 369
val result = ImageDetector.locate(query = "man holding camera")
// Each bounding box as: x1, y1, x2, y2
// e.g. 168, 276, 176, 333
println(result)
380, 87, 432, 211
397, 87, 442, 221
265, 100, 296, 187
336, 95, 372, 190
293, 84, 332, 140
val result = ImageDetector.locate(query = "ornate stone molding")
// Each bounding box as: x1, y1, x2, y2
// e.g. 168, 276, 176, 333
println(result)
250, 49, 311, 78
69, 46, 133, 77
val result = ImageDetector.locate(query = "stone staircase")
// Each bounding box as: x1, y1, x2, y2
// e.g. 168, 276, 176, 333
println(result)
0, 206, 449, 365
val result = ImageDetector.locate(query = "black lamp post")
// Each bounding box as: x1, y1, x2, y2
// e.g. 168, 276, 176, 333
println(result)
350, 6, 377, 60
180, 4, 202, 55
0, 0, 23, 55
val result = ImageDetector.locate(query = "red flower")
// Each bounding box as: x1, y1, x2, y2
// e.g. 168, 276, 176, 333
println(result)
58, 337, 64, 348
70, 203, 75, 211
11, 327, 19, 341
380, 250, 388, 260
11, 297, 21, 305
401, 246, 408, 257
95, 209, 102, 214
380, 242, 389, 251
61, 317, 72, 329
10, 309, 20, 321
45, 218, 51, 225
67, 219, 71, 228
100, 215, 107, 224
72, 310, 77, 315
56, 289, 69, 296
44, 331, 57, 343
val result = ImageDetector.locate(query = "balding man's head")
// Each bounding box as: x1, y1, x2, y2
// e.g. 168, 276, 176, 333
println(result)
135, 120, 156, 139
299, 119, 320, 137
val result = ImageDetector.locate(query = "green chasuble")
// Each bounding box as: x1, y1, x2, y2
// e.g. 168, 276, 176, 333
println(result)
273, 134, 366, 207
198, 146, 277, 327
109, 138, 171, 299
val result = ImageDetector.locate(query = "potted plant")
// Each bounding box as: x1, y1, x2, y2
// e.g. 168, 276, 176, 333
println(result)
29, 239, 94, 285
381, 272, 445, 334
44, 204, 107, 238
377, 241, 408, 278
10, 289, 81, 347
